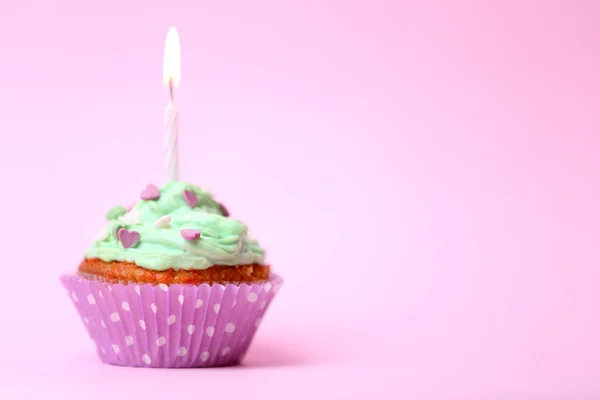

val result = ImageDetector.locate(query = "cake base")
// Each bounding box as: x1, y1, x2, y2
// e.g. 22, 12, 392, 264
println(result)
79, 258, 270, 285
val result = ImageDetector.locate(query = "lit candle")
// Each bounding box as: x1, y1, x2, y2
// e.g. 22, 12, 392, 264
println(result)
163, 26, 181, 182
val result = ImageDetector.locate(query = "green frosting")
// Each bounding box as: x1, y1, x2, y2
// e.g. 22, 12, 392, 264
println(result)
85, 181, 265, 271
106, 205, 127, 220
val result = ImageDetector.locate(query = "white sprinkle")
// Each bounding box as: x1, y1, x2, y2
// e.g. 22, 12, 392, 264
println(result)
200, 351, 210, 362
112, 344, 120, 354
177, 347, 187, 357
142, 354, 151, 365
139, 320, 146, 330
87, 294, 96, 304
125, 336, 134, 346
206, 326, 215, 337
156, 336, 166, 347
155, 215, 171, 228
168, 315, 176, 325
71, 292, 78, 302
178, 295, 184, 305
187, 325, 196, 334
213, 304, 220, 313
121, 301, 130, 311
195, 299, 203, 308
110, 312, 120, 322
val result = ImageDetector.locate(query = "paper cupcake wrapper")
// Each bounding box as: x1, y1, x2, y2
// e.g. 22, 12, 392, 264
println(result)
61, 274, 282, 368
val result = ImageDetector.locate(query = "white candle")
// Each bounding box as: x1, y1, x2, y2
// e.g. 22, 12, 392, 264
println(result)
164, 94, 179, 182
163, 27, 181, 182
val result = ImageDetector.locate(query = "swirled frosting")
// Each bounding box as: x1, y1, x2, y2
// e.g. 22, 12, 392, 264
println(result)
85, 181, 265, 271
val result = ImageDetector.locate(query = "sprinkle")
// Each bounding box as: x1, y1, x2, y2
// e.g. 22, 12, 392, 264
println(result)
219, 202, 230, 217
93, 228, 109, 243
118, 228, 140, 248
180, 229, 201, 240
105, 205, 127, 221
183, 189, 198, 207
140, 184, 160, 201
119, 208, 140, 225
155, 215, 171, 228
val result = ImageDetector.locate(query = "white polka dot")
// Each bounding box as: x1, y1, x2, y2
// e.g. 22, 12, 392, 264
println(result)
187, 325, 195, 334
125, 336, 134, 346
83, 317, 89, 324
225, 323, 235, 333
158, 284, 168, 292
178, 295, 184, 305
259, 300, 267, 310
206, 326, 215, 337
213, 304, 220, 313
101, 320, 106, 328
177, 347, 187, 357
168, 315, 176, 325
200, 351, 210, 362
254, 317, 262, 327
112, 344, 120, 354
142, 354, 151, 365
108, 286, 112, 292
135, 286, 141, 296
87, 294, 95, 304
71, 292, 78, 302
121, 301, 130, 311
222, 346, 231, 356
151, 303, 157, 314
110, 312, 120, 322
195, 299, 203, 308
98, 291, 103, 298
139, 320, 146, 330
247, 292, 258, 303
264, 282, 272, 293
156, 336, 166, 347
101, 347, 106, 354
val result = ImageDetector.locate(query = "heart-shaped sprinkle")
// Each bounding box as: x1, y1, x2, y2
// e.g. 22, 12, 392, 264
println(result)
155, 215, 171, 228
140, 184, 160, 200
181, 229, 201, 240
119, 208, 140, 225
219, 203, 230, 217
93, 228, 109, 243
183, 189, 198, 207
118, 228, 140, 249
106, 205, 127, 221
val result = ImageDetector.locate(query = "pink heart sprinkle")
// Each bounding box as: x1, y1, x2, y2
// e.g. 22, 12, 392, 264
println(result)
183, 190, 198, 207
219, 202, 230, 217
180, 229, 201, 240
118, 228, 140, 248
141, 184, 160, 200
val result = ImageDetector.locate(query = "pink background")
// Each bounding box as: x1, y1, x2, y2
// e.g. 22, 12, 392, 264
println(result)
0, 0, 599, 398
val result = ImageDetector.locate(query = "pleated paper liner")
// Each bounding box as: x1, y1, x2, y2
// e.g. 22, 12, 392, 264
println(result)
61, 274, 282, 368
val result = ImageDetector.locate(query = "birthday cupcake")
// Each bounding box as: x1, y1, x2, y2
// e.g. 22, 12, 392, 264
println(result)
61, 181, 281, 368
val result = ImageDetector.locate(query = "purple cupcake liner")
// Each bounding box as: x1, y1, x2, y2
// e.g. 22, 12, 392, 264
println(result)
61, 274, 282, 368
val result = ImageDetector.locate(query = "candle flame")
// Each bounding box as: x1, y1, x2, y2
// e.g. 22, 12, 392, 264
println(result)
163, 26, 181, 87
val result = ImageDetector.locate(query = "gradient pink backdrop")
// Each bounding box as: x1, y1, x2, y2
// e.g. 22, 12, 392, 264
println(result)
0, 0, 599, 398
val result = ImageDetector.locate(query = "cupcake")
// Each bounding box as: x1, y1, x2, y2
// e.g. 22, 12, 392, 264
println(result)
61, 181, 282, 368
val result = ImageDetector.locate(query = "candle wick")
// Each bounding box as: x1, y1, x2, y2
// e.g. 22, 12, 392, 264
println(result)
169, 78, 174, 103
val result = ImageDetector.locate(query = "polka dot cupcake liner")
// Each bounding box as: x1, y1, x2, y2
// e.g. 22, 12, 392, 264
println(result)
60, 274, 282, 368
